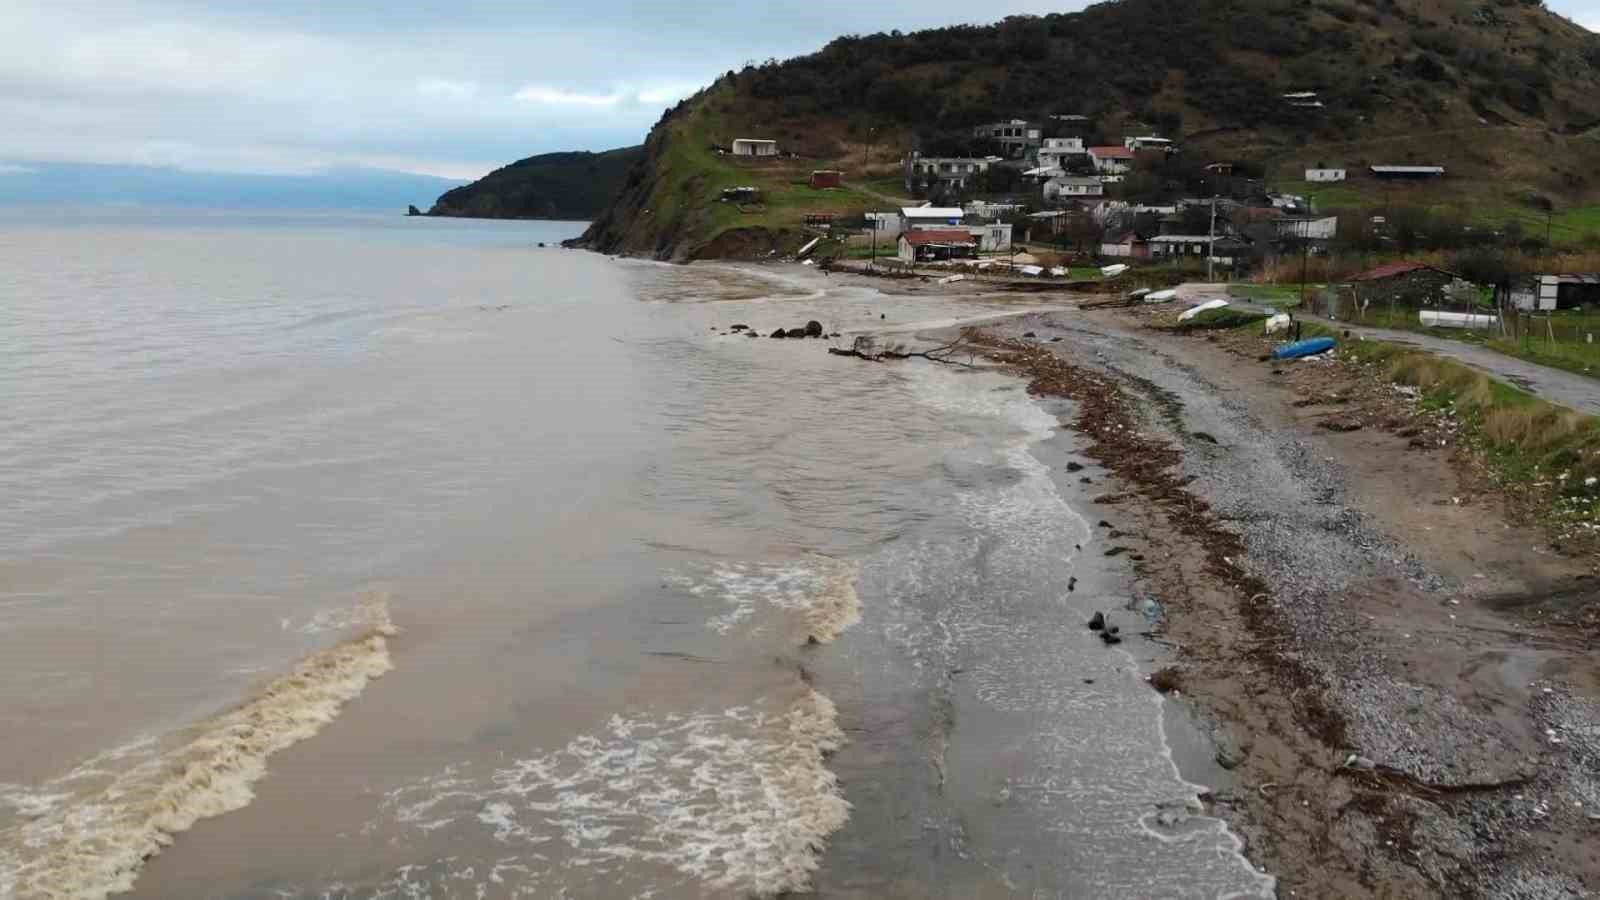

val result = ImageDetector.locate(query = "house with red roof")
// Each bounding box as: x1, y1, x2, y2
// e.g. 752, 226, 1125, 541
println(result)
1087, 146, 1136, 175
897, 229, 977, 263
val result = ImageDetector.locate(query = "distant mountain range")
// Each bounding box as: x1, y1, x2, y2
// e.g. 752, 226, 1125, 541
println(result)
0, 162, 462, 211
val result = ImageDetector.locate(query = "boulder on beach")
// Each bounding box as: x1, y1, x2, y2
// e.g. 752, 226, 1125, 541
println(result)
770, 328, 787, 338
804, 320, 823, 338
1088, 612, 1106, 631
730, 324, 749, 332
786, 327, 810, 338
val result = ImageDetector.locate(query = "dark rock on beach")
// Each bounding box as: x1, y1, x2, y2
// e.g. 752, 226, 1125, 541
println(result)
805, 320, 824, 338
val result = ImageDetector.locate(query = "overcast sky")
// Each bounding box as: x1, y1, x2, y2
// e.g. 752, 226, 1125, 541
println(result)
2, 0, 1596, 180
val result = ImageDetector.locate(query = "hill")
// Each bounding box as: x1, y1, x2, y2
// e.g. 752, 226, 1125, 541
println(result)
572, 0, 1600, 260
426, 147, 644, 220
0, 162, 461, 212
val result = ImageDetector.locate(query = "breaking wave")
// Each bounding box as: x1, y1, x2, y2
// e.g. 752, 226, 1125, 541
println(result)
672, 555, 861, 643
377, 686, 849, 897
0, 593, 396, 900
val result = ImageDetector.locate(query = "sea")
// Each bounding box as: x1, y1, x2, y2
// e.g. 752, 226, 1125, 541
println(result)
0, 210, 1274, 899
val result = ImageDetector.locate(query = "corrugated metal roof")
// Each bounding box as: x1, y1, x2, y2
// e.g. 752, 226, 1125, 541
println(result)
901, 207, 964, 218
1088, 146, 1136, 158
1347, 261, 1455, 282
901, 229, 977, 245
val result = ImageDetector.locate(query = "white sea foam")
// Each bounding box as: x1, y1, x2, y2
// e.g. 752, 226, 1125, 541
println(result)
674, 555, 861, 643
376, 688, 849, 897
0, 593, 397, 900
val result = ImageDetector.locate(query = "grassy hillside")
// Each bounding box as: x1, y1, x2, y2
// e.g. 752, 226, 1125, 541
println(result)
427, 147, 643, 220
575, 0, 1600, 259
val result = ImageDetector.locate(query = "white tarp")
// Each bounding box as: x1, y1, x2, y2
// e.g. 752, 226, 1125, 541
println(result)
1265, 313, 1292, 334
796, 237, 820, 258
939, 274, 966, 284
1143, 289, 1177, 304
1101, 264, 1129, 278
1050, 267, 1068, 277
1018, 265, 1045, 277
1178, 298, 1230, 321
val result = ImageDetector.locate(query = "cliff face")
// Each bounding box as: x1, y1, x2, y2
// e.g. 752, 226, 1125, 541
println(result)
426, 147, 643, 220
573, 0, 1600, 260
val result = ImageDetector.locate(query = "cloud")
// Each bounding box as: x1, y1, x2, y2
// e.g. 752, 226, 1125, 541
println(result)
513, 82, 700, 109
0, 164, 36, 175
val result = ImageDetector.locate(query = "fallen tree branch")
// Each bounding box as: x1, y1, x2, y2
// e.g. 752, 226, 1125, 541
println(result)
828, 336, 980, 368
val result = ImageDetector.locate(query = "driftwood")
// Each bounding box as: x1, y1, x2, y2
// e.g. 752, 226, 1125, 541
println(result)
827, 336, 978, 367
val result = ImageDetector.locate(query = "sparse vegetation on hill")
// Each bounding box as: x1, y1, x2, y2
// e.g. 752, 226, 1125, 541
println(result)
426, 147, 643, 220
574, 0, 1600, 259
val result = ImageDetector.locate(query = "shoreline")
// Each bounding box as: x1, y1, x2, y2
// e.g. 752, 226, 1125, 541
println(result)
949, 307, 1599, 897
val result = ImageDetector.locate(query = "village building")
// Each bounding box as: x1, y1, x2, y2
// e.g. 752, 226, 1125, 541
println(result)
1204, 162, 1234, 176
809, 170, 843, 189
1306, 168, 1347, 182
1275, 215, 1339, 244
731, 139, 779, 157
964, 200, 1024, 219
1344, 261, 1468, 307
1124, 136, 1174, 152
864, 212, 901, 239
972, 120, 1042, 158
897, 229, 978, 263
899, 206, 965, 231
1036, 137, 1086, 171
1100, 231, 1152, 259
1513, 274, 1600, 311
1371, 165, 1445, 180
718, 186, 760, 203
1148, 235, 1248, 260
1087, 146, 1135, 175
1044, 176, 1105, 202
968, 222, 1014, 252
903, 152, 994, 191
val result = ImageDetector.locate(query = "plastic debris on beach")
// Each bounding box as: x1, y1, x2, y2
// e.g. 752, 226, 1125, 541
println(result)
1144, 289, 1177, 304
1264, 313, 1292, 334
1178, 298, 1230, 321
1100, 263, 1130, 278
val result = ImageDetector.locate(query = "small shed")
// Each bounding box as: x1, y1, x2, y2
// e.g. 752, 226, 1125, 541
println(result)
1306, 168, 1347, 182
897, 229, 977, 263
810, 170, 843, 189
1100, 232, 1151, 259
731, 139, 779, 157
1346, 261, 1466, 307
803, 213, 835, 231
1516, 274, 1600, 311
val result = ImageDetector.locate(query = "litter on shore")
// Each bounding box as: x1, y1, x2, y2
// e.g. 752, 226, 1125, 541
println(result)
1178, 298, 1230, 321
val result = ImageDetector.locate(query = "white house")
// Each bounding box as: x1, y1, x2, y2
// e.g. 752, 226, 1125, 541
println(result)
968, 223, 1014, 252
904, 153, 994, 191
864, 212, 902, 239
1044, 176, 1105, 202
964, 201, 1023, 218
899, 206, 965, 231
972, 120, 1042, 157
1306, 168, 1347, 182
1514, 274, 1600, 311
1087, 146, 1135, 175
731, 139, 779, 157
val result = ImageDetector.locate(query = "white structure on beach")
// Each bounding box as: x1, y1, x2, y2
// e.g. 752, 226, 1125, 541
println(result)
1305, 168, 1347, 182
731, 139, 779, 157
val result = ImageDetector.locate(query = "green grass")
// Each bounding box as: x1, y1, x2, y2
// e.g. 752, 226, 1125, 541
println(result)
1336, 305, 1600, 380
1291, 321, 1600, 539
1228, 283, 1316, 308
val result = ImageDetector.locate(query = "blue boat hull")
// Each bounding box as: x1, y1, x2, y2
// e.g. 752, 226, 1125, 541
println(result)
1271, 337, 1335, 360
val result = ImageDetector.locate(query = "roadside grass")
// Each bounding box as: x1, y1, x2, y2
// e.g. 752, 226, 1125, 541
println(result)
1298, 322, 1600, 537
1335, 306, 1600, 380
1228, 283, 1311, 308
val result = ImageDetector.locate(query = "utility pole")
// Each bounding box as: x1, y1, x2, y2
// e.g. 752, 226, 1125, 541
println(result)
1207, 195, 1218, 282
1300, 218, 1311, 308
